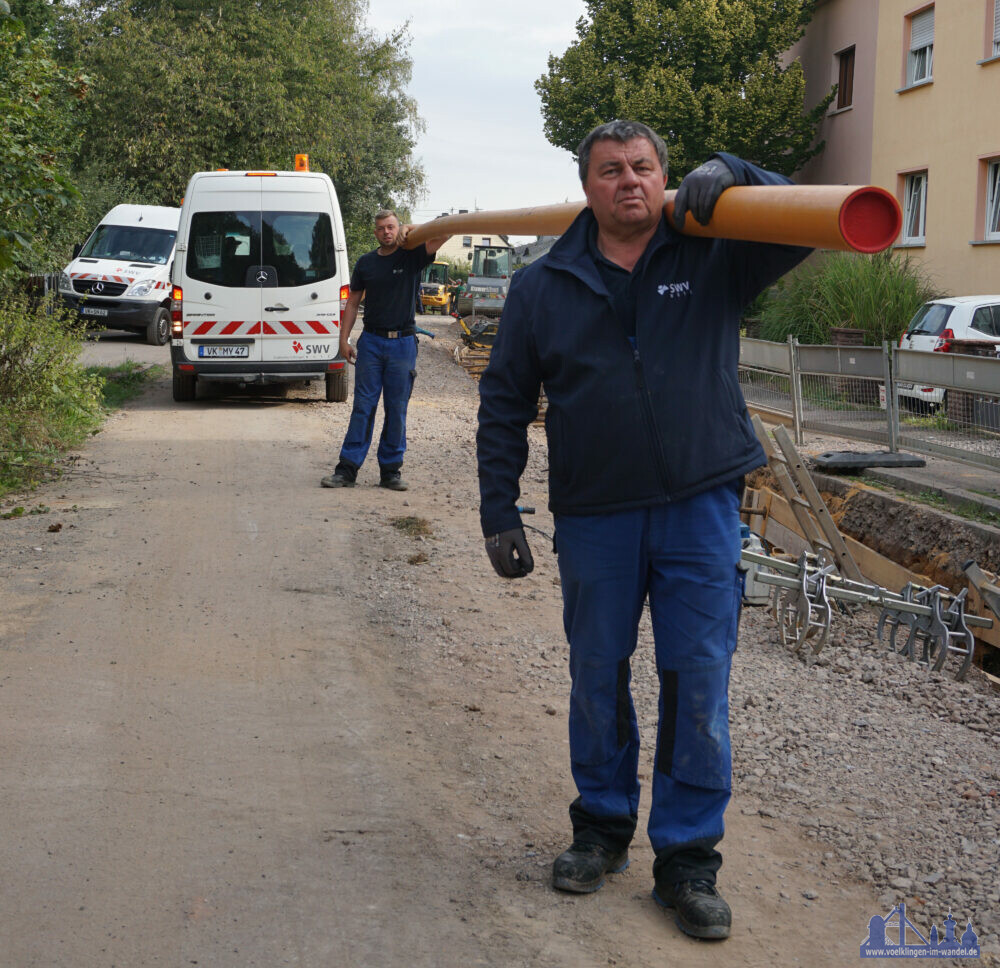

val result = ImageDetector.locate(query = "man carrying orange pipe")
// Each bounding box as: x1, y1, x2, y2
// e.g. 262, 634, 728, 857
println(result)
476, 120, 811, 941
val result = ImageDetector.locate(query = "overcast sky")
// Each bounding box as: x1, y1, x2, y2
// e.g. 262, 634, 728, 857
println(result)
363, 0, 589, 232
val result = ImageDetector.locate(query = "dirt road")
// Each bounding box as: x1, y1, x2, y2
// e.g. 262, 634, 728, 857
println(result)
0, 320, 961, 966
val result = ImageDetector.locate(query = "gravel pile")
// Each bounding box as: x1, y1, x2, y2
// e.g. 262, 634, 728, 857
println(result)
373, 323, 1000, 960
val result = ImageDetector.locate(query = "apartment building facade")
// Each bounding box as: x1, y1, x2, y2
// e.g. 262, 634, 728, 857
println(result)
789, 0, 1000, 295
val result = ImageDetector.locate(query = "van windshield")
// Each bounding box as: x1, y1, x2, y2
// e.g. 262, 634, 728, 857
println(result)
186, 210, 335, 288
80, 225, 176, 265
905, 303, 954, 337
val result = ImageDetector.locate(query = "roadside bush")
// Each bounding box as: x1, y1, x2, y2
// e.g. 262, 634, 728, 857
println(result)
758, 251, 941, 346
0, 292, 103, 492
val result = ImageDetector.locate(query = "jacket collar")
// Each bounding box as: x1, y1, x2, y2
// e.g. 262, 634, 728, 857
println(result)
544, 207, 682, 293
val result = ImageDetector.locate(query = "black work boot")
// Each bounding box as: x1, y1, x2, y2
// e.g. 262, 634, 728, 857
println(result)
321, 461, 357, 488
552, 842, 629, 894
653, 879, 732, 940
379, 469, 408, 491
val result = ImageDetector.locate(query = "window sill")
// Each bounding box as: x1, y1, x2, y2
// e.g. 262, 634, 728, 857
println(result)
895, 78, 933, 94
969, 239, 1000, 246
894, 241, 926, 249
976, 54, 1000, 67
828, 105, 853, 116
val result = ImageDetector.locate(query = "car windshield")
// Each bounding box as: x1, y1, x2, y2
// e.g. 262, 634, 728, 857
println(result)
80, 224, 176, 265
905, 303, 954, 337
422, 263, 449, 285
186, 210, 335, 287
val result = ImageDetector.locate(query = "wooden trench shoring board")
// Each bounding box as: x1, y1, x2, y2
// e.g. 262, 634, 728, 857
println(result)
750, 415, 866, 583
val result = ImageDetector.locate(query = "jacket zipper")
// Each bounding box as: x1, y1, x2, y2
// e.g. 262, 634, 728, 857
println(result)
632, 346, 674, 494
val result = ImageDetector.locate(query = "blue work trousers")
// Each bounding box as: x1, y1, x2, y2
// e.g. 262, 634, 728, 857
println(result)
554, 483, 743, 883
339, 332, 417, 472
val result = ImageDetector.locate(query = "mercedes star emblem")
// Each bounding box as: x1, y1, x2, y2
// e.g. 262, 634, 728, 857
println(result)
93, 281, 105, 293
256, 271, 268, 284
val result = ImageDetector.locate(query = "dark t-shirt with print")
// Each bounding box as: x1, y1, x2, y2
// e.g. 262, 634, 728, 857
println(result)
350, 243, 434, 332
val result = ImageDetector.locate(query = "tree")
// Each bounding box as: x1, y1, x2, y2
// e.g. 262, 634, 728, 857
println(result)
0, 7, 83, 273
61, 0, 423, 261
536, 0, 832, 186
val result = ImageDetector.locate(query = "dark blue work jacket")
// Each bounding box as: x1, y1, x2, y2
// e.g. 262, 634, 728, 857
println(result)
476, 153, 811, 537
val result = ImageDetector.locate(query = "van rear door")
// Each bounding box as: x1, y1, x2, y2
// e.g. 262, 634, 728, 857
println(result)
182, 175, 265, 363
258, 177, 340, 366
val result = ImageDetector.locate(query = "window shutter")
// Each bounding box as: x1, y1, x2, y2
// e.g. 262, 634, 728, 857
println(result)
910, 8, 934, 50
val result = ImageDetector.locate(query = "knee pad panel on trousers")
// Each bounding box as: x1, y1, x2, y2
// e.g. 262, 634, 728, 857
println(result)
656, 657, 732, 791
570, 658, 633, 767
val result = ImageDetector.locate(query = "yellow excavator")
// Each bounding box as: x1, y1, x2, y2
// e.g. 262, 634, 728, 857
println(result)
419, 260, 453, 314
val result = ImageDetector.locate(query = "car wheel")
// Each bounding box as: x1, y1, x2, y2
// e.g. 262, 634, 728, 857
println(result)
147, 307, 170, 346
172, 369, 196, 402
325, 369, 348, 402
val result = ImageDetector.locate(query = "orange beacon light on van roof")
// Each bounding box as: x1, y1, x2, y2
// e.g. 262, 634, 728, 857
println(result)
295, 154, 309, 172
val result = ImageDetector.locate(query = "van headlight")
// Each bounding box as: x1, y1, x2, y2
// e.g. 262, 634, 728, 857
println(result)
127, 278, 156, 297
59, 271, 72, 293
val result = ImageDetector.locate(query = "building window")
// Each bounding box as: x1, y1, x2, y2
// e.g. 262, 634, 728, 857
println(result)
462, 236, 472, 247
993, 0, 1000, 56
902, 171, 928, 243
907, 7, 934, 85
481, 237, 490, 246
837, 46, 855, 109
986, 160, 1000, 241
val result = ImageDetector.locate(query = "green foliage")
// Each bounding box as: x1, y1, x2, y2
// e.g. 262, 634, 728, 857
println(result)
757, 251, 942, 346
0, 293, 104, 494
536, 0, 832, 185
446, 260, 470, 284
87, 361, 164, 410
0, 11, 84, 275
62, 0, 423, 263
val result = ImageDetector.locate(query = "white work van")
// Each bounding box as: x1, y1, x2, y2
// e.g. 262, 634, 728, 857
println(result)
59, 204, 179, 345
169, 165, 350, 403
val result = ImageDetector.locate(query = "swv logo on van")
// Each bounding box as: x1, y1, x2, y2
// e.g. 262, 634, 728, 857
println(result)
291, 341, 333, 355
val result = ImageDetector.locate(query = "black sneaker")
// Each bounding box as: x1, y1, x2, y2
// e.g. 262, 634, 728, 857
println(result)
653, 879, 731, 940
551, 842, 629, 894
320, 470, 355, 488
379, 470, 408, 491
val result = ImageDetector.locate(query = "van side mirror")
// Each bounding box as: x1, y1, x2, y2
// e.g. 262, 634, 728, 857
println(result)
72, 244, 82, 258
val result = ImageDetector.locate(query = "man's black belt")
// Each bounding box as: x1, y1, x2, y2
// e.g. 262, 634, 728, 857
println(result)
366, 327, 415, 339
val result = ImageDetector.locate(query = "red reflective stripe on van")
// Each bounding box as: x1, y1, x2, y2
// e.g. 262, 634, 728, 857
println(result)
305, 320, 329, 334
261, 321, 277, 335
221, 320, 243, 335
280, 321, 303, 334
193, 320, 215, 336
247, 322, 262, 335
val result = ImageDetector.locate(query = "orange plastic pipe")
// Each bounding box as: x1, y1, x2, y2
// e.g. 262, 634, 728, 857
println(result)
404, 185, 901, 254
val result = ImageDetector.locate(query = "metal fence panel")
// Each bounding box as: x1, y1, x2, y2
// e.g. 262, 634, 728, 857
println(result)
740, 337, 791, 372
797, 345, 886, 378
897, 349, 1000, 395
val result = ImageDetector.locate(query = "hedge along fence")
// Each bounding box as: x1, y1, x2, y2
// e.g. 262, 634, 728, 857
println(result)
0, 292, 104, 493
757, 251, 941, 347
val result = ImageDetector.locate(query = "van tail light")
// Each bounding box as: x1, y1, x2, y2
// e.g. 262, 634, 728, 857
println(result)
933, 328, 955, 352
899, 332, 906, 347
340, 284, 350, 317
170, 285, 183, 337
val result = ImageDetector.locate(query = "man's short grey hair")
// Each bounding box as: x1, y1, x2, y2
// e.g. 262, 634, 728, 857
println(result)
374, 209, 398, 223
577, 120, 669, 183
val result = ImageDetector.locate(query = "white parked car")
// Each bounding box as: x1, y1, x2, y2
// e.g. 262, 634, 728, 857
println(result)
897, 296, 1000, 409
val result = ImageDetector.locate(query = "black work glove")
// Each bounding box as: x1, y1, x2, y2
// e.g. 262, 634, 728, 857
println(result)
672, 157, 736, 230
484, 528, 534, 579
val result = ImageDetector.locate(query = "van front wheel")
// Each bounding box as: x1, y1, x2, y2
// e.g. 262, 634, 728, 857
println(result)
147, 307, 170, 346
325, 369, 348, 402
173, 369, 196, 402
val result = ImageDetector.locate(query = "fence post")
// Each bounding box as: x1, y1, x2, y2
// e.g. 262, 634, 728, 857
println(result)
884, 341, 899, 453
788, 335, 804, 445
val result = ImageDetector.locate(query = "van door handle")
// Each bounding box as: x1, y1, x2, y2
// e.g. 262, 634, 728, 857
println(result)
264, 304, 289, 312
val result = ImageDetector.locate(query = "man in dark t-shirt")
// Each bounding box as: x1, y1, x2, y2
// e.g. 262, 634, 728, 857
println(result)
321, 210, 449, 491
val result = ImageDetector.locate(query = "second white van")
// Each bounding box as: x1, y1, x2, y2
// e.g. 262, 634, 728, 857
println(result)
170, 162, 351, 402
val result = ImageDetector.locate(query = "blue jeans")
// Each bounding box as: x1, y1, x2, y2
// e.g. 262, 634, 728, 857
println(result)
339, 332, 417, 472
554, 483, 743, 884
